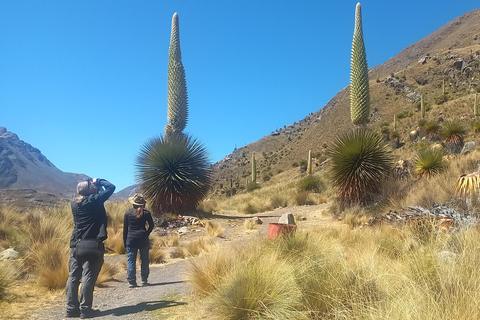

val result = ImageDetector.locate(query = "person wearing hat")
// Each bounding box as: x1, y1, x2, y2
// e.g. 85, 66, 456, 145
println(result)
123, 193, 154, 288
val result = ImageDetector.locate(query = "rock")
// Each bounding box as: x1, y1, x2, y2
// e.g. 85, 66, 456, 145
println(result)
414, 76, 428, 85
278, 212, 296, 225
461, 141, 476, 155
0, 247, 19, 260
406, 92, 421, 103
249, 217, 263, 225
177, 227, 189, 235
437, 250, 457, 264
453, 59, 464, 70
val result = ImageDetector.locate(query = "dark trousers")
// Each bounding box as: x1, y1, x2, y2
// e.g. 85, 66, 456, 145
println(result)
66, 248, 104, 313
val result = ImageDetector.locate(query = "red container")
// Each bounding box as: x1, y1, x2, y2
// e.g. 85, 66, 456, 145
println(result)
267, 223, 297, 239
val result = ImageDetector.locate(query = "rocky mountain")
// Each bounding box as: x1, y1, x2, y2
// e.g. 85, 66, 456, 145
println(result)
0, 127, 88, 196
211, 8, 480, 193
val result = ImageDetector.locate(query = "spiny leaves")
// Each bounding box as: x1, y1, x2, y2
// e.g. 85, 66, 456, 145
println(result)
166, 12, 188, 137
413, 147, 446, 178
136, 134, 211, 214
329, 129, 392, 207
350, 2, 370, 126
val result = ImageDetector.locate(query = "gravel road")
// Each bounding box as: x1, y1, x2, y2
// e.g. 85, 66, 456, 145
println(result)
28, 204, 330, 320
33, 258, 191, 320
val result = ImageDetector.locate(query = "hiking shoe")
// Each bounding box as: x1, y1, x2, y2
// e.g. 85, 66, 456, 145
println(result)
141, 281, 149, 287
128, 282, 138, 288
80, 308, 101, 319
66, 309, 80, 318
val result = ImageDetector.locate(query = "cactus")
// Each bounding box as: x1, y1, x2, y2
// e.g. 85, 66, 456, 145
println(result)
442, 79, 445, 95
474, 93, 478, 117
165, 12, 188, 138
421, 94, 425, 118
307, 150, 312, 175
393, 114, 396, 131
251, 152, 257, 182
350, 2, 370, 126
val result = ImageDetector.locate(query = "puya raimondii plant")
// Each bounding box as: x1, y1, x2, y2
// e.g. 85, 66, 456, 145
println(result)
328, 129, 392, 207
350, 2, 370, 127
165, 12, 188, 139
136, 13, 212, 215
136, 134, 212, 214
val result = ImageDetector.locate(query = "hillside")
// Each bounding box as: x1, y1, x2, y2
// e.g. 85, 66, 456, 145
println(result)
211, 8, 480, 194
0, 127, 88, 196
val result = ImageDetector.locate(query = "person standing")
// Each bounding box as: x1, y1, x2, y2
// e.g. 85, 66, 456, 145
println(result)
123, 193, 154, 288
66, 178, 115, 319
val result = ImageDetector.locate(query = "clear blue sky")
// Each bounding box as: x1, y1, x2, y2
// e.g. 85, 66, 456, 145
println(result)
1, 1, 479, 191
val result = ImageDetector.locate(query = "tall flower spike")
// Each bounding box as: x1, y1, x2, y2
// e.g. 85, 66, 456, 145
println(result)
350, 2, 370, 126
166, 12, 188, 138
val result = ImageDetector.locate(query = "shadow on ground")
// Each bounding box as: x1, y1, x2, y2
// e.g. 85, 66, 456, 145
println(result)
99, 300, 186, 317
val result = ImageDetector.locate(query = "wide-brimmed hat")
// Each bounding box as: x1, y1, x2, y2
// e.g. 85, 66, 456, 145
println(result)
129, 193, 146, 206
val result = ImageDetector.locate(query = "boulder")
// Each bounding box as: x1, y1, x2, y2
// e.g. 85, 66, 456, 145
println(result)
461, 141, 476, 155
249, 217, 263, 225
278, 212, 296, 225
0, 247, 19, 260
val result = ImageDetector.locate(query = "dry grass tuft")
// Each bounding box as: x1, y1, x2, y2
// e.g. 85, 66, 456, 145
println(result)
186, 238, 214, 257
170, 247, 186, 259
104, 227, 125, 254
244, 219, 258, 230
95, 262, 120, 286
205, 221, 224, 237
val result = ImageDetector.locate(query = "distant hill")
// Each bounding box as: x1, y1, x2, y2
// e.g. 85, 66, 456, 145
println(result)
0, 127, 89, 196
211, 8, 480, 193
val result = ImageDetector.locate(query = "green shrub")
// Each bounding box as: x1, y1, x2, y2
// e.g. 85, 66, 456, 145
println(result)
413, 147, 447, 178
246, 182, 259, 192
471, 120, 480, 133
298, 175, 323, 193
435, 94, 449, 105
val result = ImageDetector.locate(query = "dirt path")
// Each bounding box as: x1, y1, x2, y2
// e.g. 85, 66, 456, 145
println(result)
31, 204, 331, 320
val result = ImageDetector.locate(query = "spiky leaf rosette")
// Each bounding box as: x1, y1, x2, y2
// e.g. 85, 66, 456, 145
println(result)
350, 2, 370, 126
441, 120, 466, 154
167, 12, 188, 136
413, 147, 446, 178
328, 129, 392, 207
136, 134, 211, 215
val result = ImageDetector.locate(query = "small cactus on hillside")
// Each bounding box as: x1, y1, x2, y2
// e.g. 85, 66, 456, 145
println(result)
166, 12, 188, 138
474, 93, 478, 117
251, 152, 257, 183
350, 2, 370, 126
307, 150, 312, 175
421, 94, 425, 118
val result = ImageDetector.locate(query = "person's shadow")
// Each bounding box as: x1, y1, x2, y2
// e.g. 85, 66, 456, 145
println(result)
99, 299, 186, 316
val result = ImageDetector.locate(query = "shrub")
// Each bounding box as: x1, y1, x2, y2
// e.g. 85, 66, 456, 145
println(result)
435, 94, 449, 105
136, 134, 212, 215
298, 175, 323, 193
424, 120, 441, 139
205, 221, 224, 238
471, 120, 480, 133
442, 120, 466, 154
295, 191, 314, 206
246, 182, 259, 192
329, 129, 392, 207
413, 147, 447, 178
270, 194, 288, 208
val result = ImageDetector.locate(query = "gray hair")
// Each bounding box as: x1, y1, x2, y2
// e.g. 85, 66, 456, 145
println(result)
77, 180, 91, 196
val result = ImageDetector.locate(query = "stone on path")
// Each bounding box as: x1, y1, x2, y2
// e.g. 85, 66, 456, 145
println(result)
278, 212, 295, 225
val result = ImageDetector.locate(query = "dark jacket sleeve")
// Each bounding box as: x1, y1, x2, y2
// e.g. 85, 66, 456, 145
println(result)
94, 179, 116, 203
123, 212, 129, 245
146, 211, 154, 236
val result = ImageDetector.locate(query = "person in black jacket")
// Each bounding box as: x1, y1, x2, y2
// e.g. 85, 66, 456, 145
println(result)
66, 178, 115, 319
123, 193, 154, 288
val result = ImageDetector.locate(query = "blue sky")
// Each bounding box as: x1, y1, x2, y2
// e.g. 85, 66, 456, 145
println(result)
1, 1, 479, 191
